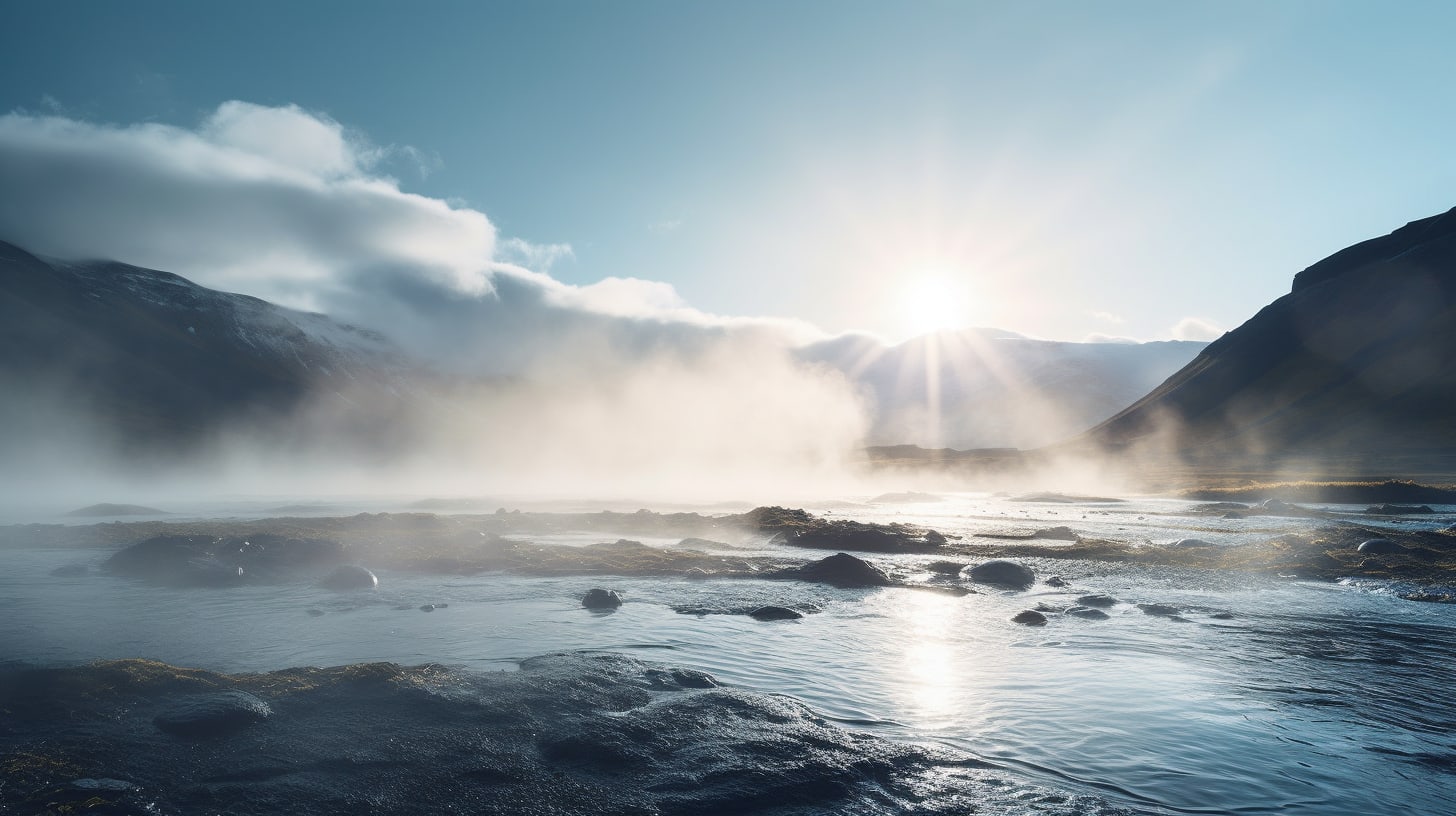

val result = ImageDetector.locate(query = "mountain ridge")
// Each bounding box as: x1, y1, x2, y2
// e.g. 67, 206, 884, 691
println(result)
1083, 205, 1456, 465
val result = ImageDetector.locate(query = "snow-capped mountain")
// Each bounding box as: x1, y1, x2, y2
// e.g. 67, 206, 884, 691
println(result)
801, 329, 1207, 449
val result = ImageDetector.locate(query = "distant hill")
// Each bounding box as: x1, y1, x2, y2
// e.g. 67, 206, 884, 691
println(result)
1083, 206, 1456, 467
1, 239, 1207, 460
802, 329, 1206, 449
0, 240, 406, 454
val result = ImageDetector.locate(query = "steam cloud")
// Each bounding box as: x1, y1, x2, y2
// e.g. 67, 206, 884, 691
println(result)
0, 101, 875, 502
0, 101, 1202, 504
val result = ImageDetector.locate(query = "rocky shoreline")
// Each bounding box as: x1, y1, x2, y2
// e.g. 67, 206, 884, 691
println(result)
8, 501, 1456, 598
0, 653, 1128, 816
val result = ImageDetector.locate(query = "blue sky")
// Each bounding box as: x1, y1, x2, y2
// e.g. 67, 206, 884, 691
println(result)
3, 0, 1455, 342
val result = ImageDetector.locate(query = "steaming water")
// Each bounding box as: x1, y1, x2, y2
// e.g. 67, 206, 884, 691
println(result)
4, 494, 1456, 815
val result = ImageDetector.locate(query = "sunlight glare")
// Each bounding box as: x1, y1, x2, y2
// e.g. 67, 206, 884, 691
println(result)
898, 272, 969, 337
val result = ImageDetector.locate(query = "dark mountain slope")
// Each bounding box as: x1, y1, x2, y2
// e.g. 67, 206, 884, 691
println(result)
1085, 206, 1456, 463
0, 240, 400, 451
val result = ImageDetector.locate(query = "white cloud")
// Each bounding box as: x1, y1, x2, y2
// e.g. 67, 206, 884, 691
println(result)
1089, 310, 1126, 325
0, 103, 498, 305
497, 236, 575, 273
200, 101, 372, 179
1170, 316, 1224, 341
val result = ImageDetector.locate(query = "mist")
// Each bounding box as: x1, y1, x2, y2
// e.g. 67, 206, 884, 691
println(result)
0, 101, 1215, 514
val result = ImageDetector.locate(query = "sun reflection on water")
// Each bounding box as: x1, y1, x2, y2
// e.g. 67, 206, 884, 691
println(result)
884, 589, 970, 727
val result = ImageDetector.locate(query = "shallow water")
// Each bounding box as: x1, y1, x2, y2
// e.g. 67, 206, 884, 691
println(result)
4, 494, 1456, 815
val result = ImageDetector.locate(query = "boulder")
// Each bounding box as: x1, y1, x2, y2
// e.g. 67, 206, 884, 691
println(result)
1063, 606, 1109, 620
925, 560, 967, 575
153, 690, 271, 738
1076, 593, 1118, 608
582, 588, 623, 610
1137, 603, 1180, 617
1044, 576, 1069, 587
793, 553, 891, 588
320, 564, 378, 590
1356, 538, 1403, 554
1011, 610, 1047, 626
748, 606, 803, 621
967, 559, 1035, 589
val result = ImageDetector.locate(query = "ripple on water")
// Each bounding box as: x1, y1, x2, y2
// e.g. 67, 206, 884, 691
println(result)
3, 509, 1456, 816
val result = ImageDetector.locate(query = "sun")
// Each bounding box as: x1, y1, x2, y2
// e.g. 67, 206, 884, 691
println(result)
897, 272, 969, 337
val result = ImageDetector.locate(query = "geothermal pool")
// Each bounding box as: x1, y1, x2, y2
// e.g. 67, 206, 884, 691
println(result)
3, 494, 1455, 815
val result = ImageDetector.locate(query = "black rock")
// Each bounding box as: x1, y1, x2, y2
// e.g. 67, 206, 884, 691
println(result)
1063, 606, 1110, 620
420, 604, 436, 612
967, 559, 1035, 589
1199, 502, 1250, 511
793, 553, 892, 588
748, 606, 803, 621
582, 588, 623, 609
1137, 603, 1180, 617
107, 533, 344, 587
1356, 538, 1403, 554
153, 690, 271, 738
320, 564, 378, 590
1364, 504, 1434, 515
925, 560, 967, 575
1032, 526, 1080, 541
1045, 575, 1069, 587
1076, 593, 1119, 608
1011, 610, 1047, 626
